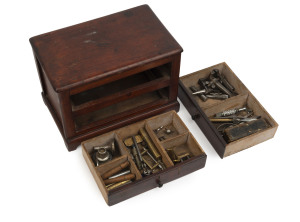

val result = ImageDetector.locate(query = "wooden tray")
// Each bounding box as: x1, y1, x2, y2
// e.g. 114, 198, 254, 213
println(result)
82, 111, 206, 205
178, 62, 278, 158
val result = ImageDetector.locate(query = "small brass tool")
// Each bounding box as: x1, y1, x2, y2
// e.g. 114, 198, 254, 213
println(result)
106, 180, 132, 191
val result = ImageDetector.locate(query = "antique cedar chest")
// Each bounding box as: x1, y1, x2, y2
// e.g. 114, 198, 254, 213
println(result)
30, 5, 207, 205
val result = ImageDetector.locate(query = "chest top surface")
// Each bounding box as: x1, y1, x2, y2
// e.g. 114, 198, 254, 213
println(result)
30, 5, 182, 92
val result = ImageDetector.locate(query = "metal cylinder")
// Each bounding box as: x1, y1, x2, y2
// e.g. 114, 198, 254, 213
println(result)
190, 86, 207, 102
108, 170, 131, 179
106, 180, 132, 191
139, 128, 161, 159
206, 94, 228, 100
211, 78, 233, 97
103, 173, 135, 185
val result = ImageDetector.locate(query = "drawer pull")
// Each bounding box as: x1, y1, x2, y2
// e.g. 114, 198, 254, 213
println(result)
191, 113, 201, 120
156, 178, 163, 188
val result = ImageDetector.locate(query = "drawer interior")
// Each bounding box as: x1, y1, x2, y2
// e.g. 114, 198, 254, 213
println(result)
82, 111, 206, 203
180, 63, 249, 111
71, 63, 171, 108
71, 63, 172, 131
74, 89, 169, 130
180, 62, 278, 156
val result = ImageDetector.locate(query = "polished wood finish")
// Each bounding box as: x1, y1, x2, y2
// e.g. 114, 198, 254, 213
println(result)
30, 5, 182, 92
30, 5, 183, 151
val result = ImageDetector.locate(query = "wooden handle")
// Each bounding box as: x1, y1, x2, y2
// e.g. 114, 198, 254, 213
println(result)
102, 161, 130, 179
104, 174, 135, 185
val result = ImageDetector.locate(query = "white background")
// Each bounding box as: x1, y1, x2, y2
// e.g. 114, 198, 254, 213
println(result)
1, 0, 299, 221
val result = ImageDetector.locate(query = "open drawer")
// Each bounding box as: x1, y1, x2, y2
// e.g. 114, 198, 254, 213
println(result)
178, 62, 278, 158
82, 111, 206, 205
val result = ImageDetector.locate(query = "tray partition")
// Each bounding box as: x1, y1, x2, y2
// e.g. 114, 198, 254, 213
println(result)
145, 111, 189, 142
145, 112, 205, 164
161, 133, 205, 161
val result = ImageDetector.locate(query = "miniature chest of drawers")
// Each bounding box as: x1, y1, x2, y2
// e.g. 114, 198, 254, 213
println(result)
30, 3, 277, 207
30, 5, 183, 151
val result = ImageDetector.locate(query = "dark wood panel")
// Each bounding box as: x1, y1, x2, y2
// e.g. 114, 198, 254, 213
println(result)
75, 94, 169, 131
30, 5, 182, 92
30, 5, 182, 151
72, 76, 170, 117
108, 154, 206, 206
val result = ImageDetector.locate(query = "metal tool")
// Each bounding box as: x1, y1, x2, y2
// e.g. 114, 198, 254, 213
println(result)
190, 85, 207, 102
133, 136, 143, 165
92, 142, 116, 166
141, 147, 164, 171
94, 141, 116, 155
103, 173, 135, 185
198, 78, 209, 91
106, 180, 132, 191
210, 116, 261, 124
215, 107, 247, 117
154, 126, 164, 134
166, 147, 191, 163
165, 128, 172, 134
139, 128, 166, 170
139, 128, 161, 160
209, 75, 234, 97
190, 69, 237, 102
132, 136, 150, 175
108, 170, 131, 179
192, 89, 207, 95
212, 69, 235, 93
206, 94, 228, 100
131, 140, 142, 170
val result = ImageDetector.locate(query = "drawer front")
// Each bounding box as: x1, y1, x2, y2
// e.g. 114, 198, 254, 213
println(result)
178, 81, 226, 158
108, 155, 206, 206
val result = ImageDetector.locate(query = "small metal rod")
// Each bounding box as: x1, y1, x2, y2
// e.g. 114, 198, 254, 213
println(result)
106, 180, 132, 191
132, 136, 143, 163
108, 170, 131, 179
192, 89, 206, 95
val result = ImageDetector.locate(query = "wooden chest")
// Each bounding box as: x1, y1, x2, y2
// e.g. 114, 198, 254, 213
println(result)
30, 4, 277, 206
30, 5, 182, 151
